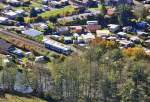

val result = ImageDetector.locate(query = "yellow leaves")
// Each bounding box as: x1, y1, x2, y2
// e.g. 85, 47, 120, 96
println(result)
22, 57, 28, 64
123, 47, 146, 59
92, 38, 118, 49
24, 17, 37, 23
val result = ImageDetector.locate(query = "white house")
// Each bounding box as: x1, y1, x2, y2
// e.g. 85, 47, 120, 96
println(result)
117, 32, 127, 38
0, 17, 8, 24
81, 33, 95, 43
44, 38, 72, 55
108, 24, 120, 32
22, 29, 42, 37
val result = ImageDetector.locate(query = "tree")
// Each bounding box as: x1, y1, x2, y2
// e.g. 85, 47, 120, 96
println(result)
133, 4, 146, 19
30, 7, 38, 18
16, 16, 24, 22
117, 4, 132, 26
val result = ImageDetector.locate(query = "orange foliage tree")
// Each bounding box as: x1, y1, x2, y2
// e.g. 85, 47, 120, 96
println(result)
123, 47, 146, 59
91, 37, 118, 49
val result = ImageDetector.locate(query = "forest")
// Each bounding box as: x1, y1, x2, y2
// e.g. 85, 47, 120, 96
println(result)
0, 40, 150, 102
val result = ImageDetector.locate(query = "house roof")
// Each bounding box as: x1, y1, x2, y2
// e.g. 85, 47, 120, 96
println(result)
0, 17, 8, 23
22, 29, 42, 37
5, 11, 17, 16
0, 39, 13, 50
108, 24, 120, 29
0, 17, 8, 21
117, 32, 127, 36
44, 39, 71, 51
96, 30, 110, 36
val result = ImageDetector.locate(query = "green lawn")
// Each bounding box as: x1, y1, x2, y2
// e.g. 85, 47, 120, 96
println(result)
40, 6, 76, 19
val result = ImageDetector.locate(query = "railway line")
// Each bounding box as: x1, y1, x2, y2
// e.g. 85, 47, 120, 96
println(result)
0, 30, 61, 56
0, 29, 82, 57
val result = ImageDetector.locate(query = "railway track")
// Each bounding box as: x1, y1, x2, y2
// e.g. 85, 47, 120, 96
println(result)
0, 30, 61, 56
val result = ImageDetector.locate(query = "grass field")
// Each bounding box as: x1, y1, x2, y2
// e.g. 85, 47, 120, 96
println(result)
0, 94, 47, 102
40, 6, 76, 19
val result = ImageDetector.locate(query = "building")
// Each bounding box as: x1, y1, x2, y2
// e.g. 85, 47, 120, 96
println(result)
22, 29, 42, 37
81, 33, 95, 43
4, 10, 25, 19
0, 17, 8, 24
11, 49, 24, 58
0, 39, 14, 52
87, 21, 101, 32
7, 0, 21, 6
108, 24, 120, 32
117, 32, 127, 38
130, 36, 141, 44
4, 11, 18, 19
119, 40, 134, 48
144, 39, 150, 48
70, 26, 83, 33
57, 27, 69, 34
96, 29, 110, 37
44, 39, 72, 55
64, 36, 73, 44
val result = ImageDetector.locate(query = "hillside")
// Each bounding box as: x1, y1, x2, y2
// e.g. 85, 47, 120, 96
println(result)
0, 94, 47, 102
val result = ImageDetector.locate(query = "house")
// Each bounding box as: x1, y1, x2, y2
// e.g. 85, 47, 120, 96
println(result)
64, 36, 73, 44
81, 33, 95, 43
7, 0, 21, 6
144, 39, 150, 48
24, 52, 32, 57
108, 24, 120, 32
22, 29, 42, 37
11, 48, 24, 58
122, 26, 132, 33
51, 35, 61, 40
96, 29, 110, 37
44, 38, 72, 55
119, 40, 134, 48
85, 0, 98, 8
70, 26, 83, 33
4, 11, 18, 19
31, 23, 48, 30
107, 36, 117, 41
57, 12, 100, 23
130, 36, 141, 44
137, 31, 148, 38
4, 10, 25, 19
57, 27, 69, 34
35, 56, 45, 62
42, 0, 48, 4
50, 1, 62, 8
0, 39, 15, 52
76, 36, 85, 44
117, 32, 127, 38
87, 21, 101, 32
0, 17, 8, 24
87, 21, 98, 25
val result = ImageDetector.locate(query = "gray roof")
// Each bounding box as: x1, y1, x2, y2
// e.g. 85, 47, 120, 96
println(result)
22, 29, 42, 37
